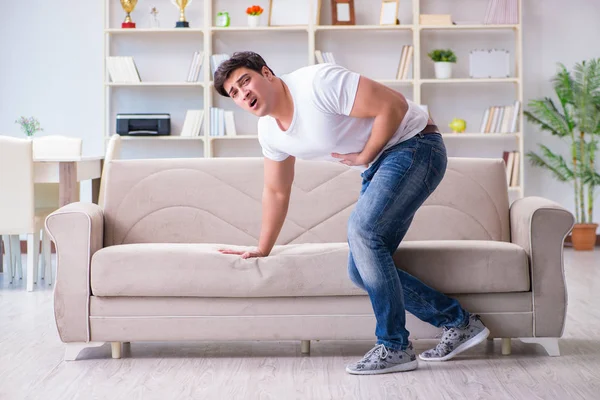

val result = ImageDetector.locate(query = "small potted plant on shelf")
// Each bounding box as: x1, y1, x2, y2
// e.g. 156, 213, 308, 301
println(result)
525, 58, 600, 251
428, 49, 457, 79
15, 116, 43, 137
246, 5, 264, 28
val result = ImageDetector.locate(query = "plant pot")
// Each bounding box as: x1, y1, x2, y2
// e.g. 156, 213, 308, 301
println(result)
434, 62, 453, 79
247, 15, 260, 28
571, 223, 598, 251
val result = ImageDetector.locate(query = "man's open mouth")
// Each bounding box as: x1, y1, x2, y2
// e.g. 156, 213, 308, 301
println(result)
250, 98, 257, 108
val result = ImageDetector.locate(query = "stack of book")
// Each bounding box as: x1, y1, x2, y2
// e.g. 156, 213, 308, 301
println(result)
210, 54, 230, 77
479, 100, 521, 133
484, 0, 518, 24
396, 45, 414, 79
503, 151, 520, 187
210, 108, 237, 137
106, 56, 141, 83
315, 50, 337, 64
419, 14, 452, 25
186, 51, 204, 82
180, 110, 204, 137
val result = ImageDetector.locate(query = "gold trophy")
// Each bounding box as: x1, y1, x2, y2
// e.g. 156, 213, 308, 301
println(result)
172, 0, 192, 28
120, 0, 138, 28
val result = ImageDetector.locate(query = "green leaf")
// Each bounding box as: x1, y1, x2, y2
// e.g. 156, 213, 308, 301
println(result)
427, 49, 457, 63
582, 170, 600, 186
526, 147, 573, 182
524, 98, 571, 136
572, 59, 600, 133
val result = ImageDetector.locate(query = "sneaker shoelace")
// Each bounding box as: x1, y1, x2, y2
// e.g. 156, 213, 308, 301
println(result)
363, 344, 389, 361
435, 326, 454, 339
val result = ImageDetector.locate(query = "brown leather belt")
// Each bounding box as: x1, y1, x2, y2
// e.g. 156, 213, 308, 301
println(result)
421, 124, 440, 134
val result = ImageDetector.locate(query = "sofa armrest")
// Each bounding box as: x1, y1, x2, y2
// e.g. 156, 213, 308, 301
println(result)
510, 196, 574, 337
45, 202, 104, 342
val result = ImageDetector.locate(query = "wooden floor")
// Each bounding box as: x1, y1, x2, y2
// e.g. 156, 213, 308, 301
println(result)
1, 249, 599, 400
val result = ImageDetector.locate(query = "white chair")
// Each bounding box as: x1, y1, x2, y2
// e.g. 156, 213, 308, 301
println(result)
0, 137, 54, 290
98, 135, 122, 208
32, 135, 82, 159
3, 135, 84, 287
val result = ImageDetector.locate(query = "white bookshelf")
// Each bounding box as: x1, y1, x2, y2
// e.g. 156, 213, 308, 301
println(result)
419, 24, 519, 30
106, 82, 205, 87
105, 28, 205, 34
419, 78, 519, 84
315, 25, 414, 31
116, 136, 206, 141
104, 0, 524, 196
211, 26, 308, 32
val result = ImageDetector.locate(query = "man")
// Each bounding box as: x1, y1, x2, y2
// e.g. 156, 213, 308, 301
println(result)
215, 51, 490, 375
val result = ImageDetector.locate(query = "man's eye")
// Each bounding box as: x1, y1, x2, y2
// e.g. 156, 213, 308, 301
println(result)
243, 77, 250, 85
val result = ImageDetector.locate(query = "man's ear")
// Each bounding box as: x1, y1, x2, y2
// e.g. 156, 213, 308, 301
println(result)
262, 66, 272, 80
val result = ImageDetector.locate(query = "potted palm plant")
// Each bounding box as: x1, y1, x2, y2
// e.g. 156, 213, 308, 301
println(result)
525, 58, 600, 250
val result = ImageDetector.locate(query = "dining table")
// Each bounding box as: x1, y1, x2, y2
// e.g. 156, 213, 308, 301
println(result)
33, 155, 104, 206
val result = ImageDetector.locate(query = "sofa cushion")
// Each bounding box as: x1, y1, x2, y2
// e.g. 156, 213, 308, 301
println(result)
91, 240, 529, 297
393, 241, 530, 294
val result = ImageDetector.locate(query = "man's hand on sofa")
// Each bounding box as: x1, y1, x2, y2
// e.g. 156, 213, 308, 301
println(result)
218, 248, 267, 259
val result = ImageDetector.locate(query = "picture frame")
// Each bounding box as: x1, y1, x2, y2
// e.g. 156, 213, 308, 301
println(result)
380, 0, 399, 25
269, 0, 321, 26
331, 0, 355, 25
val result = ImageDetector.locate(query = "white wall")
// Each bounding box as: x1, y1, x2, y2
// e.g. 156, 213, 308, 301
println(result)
1, 0, 599, 220
0, 0, 104, 156
522, 0, 600, 222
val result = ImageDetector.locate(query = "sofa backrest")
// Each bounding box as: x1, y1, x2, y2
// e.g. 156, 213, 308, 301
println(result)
102, 157, 510, 247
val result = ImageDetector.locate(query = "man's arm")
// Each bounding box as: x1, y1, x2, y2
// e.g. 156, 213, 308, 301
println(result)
349, 76, 409, 163
331, 76, 416, 167
257, 156, 295, 256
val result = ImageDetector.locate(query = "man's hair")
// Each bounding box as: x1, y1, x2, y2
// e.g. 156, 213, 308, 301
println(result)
214, 51, 275, 97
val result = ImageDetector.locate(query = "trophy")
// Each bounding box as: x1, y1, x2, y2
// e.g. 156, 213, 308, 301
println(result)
120, 0, 138, 28
172, 0, 192, 28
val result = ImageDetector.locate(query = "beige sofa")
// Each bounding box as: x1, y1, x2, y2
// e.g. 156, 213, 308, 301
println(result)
45, 156, 574, 361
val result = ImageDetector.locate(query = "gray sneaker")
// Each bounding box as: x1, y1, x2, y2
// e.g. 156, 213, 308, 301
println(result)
346, 342, 418, 375
419, 314, 490, 362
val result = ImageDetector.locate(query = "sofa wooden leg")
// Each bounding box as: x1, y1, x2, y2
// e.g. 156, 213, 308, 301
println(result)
64, 342, 106, 361
111, 342, 122, 359
502, 338, 511, 355
519, 337, 560, 356
301, 340, 310, 355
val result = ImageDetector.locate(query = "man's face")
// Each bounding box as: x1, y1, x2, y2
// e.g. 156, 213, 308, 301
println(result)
223, 67, 273, 117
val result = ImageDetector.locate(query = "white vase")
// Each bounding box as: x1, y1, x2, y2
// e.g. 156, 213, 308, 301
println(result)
248, 15, 260, 28
434, 62, 453, 79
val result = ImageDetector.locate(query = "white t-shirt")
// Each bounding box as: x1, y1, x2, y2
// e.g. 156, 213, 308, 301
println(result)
257, 63, 429, 170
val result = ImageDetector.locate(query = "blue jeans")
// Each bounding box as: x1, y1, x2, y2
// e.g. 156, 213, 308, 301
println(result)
347, 131, 469, 351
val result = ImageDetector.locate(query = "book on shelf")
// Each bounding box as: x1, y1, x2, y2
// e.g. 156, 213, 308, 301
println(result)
479, 100, 520, 133
503, 151, 520, 187
180, 109, 204, 137
396, 45, 414, 80
315, 50, 336, 64
186, 51, 204, 82
484, 0, 518, 24
209, 108, 237, 137
224, 111, 237, 136
210, 54, 230, 77
106, 56, 141, 83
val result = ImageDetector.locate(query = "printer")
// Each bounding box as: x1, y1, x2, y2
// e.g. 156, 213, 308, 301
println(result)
116, 113, 171, 136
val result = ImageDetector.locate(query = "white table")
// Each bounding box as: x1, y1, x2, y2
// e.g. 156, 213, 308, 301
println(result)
33, 155, 104, 206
